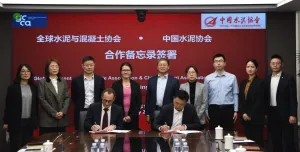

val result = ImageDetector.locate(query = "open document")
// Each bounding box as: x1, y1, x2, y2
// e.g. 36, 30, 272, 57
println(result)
89, 130, 131, 134
161, 130, 202, 134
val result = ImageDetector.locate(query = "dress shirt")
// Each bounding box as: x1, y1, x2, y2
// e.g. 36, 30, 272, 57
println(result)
171, 108, 184, 130
156, 74, 168, 107
84, 75, 95, 108
270, 71, 282, 106
204, 71, 239, 114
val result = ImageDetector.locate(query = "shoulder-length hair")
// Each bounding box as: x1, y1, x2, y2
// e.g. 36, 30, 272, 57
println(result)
45, 58, 62, 82
14, 64, 35, 85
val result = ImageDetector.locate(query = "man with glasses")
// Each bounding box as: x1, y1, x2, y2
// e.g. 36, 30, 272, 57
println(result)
71, 56, 105, 131
153, 90, 201, 131
84, 88, 123, 131
145, 58, 180, 124
263, 54, 297, 152
204, 53, 239, 130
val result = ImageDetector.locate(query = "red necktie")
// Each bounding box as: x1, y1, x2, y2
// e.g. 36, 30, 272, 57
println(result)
102, 108, 109, 130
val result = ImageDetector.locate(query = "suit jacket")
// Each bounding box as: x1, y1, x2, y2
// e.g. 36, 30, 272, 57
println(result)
152, 103, 201, 131
71, 74, 105, 130
180, 82, 208, 125
84, 103, 124, 131
112, 79, 142, 129
145, 75, 179, 116
239, 76, 264, 124
263, 72, 298, 121
38, 78, 70, 127
3, 83, 38, 132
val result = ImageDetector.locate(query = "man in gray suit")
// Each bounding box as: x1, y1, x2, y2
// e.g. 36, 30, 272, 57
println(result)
180, 66, 208, 130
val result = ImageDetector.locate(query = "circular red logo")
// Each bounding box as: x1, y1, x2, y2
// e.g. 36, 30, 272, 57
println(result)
204, 17, 217, 27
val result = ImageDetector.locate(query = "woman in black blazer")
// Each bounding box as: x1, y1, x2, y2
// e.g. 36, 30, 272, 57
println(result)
112, 62, 142, 130
239, 60, 264, 147
3, 64, 38, 152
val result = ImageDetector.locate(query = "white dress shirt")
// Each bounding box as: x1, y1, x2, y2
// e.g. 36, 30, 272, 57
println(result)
100, 104, 111, 130
156, 74, 168, 107
84, 75, 95, 108
270, 71, 282, 106
171, 108, 184, 130
50, 77, 58, 94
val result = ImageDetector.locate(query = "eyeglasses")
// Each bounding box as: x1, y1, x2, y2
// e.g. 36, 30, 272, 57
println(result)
121, 70, 131, 72
50, 65, 59, 68
84, 64, 95, 68
188, 71, 196, 75
214, 60, 224, 63
102, 99, 114, 103
270, 62, 281, 65
21, 71, 31, 74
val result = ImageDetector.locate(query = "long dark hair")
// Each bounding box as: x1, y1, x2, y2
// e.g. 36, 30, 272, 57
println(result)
14, 64, 34, 85
45, 58, 62, 82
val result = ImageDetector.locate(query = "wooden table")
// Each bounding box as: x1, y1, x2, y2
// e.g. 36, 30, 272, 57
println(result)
22, 130, 263, 152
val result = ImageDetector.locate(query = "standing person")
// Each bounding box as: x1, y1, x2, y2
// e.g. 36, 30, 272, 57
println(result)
145, 58, 179, 123
204, 53, 239, 130
264, 54, 297, 152
180, 65, 208, 130
71, 56, 105, 131
239, 60, 264, 147
38, 58, 70, 135
3, 64, 38, 152
112, 62, 142, 130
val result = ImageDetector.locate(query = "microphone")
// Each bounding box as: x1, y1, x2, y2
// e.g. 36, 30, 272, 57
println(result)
73, 130, 79, 138
52, 133, 63, 143
59, 136, 71, 152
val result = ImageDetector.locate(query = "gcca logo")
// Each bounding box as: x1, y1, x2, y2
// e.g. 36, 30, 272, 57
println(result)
13, 13, 31, 26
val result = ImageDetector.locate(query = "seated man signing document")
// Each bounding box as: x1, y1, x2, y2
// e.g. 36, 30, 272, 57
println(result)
153, 90, 201, 132
84, 88, 123, 132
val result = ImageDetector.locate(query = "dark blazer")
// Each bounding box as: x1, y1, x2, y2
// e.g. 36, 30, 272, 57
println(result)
84, 103, 124, 131
263, 72, 298, 121
71, 74, 105, 130
38, 78, 70, 127
3, 84, 38, 132
152, 103, 201, 131
145, 75, 179, 116
239, 76, 264, 124
112, 79, 142, 129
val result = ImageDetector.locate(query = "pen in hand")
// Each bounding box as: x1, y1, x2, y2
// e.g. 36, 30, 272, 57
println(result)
164, 122, 170, 130
94, 122, 100, 131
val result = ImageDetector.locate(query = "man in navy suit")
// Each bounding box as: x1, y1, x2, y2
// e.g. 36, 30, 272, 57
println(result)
264, 54, 298, 152
84, 88, 123, 131
145, 58, 179, 123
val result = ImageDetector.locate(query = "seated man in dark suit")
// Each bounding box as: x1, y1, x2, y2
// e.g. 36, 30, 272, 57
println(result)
153, 90, 201, 131
84, 88, 124, 131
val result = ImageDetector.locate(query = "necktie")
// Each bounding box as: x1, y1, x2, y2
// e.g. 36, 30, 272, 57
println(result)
102, 108, 109, 130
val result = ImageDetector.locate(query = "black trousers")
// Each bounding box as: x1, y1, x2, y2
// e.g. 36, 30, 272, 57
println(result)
39, 127, 66, 136
208, 104, 234, 130
243, 122, 264, 148
9, 127, 33, 152
268, 107, 296, 152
